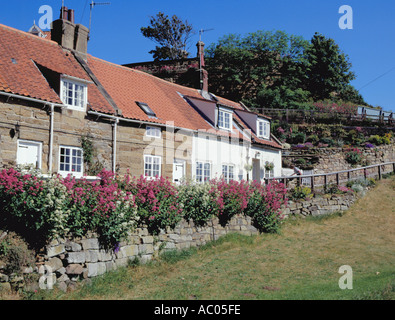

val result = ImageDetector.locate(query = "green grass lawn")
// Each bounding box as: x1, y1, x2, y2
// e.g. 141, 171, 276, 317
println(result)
28, 177, 395, 300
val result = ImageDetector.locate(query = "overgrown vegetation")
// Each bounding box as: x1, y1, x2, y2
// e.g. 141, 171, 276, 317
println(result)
27, 177, 395, 301
0, 167, 287, 249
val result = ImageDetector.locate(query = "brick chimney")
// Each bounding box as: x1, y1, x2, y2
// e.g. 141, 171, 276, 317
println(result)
51, 7, 89, 59
197, 41, 209, 93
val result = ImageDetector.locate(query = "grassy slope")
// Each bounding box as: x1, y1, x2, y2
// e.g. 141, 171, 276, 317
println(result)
31, 177, 395, 300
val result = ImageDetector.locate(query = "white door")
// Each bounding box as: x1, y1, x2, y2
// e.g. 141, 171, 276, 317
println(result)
252, 159, 261, 182
173, 160, 185, 183
17, 140, 42, 169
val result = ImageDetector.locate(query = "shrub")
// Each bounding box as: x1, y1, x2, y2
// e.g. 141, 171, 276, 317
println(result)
307, 134, 320, 145
125, 176, 182, 234
210, 179, 251, 226
177, 181, 220, 227
289, 132, 306, 145
0, 168, 139, 248
345, 148, 363, 166
245, 181, 288, 234
290, 186, 312, 200
351, 184, 364, 193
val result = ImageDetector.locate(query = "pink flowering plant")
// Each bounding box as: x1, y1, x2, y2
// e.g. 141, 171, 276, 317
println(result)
0, 168, 138, 248
124, 175, 183, 234
209, 179, 251, 226
345, 147, 363, 166
245, 180, 288, 234
63, 170, 138, 246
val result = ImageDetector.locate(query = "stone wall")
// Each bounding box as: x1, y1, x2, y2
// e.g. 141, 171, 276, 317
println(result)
30, 215, 258, 292
124, 58, 200, 89
284, 143, 395, 187
0, 190, 365, 294
0, 97, 193, 179
282, 193, 357, 218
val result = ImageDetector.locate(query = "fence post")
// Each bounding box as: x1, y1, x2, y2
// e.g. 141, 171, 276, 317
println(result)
336, 173, 340, 186
378, 165, 382, 180
311, 175, 315, 192
324, 174, 327, 191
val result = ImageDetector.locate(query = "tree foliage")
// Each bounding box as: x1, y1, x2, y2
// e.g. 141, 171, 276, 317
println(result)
141, 12, 194, 61
205, 30, 365, 110
305, 32, 357, 102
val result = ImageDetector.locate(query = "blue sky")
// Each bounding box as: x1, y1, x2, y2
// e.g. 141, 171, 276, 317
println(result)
1, 0, 394, 111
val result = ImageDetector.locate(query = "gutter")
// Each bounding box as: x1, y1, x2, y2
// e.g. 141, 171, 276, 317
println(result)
0, 92, 65, 174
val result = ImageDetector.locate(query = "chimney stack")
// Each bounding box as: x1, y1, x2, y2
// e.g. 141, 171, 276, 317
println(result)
197, 41, 209, 93
51, 7, 89, 59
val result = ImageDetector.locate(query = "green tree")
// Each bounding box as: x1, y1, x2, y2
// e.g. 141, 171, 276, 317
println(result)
305, 32, 356, 101
205, 30, 311, 110
141, 12, 194, 61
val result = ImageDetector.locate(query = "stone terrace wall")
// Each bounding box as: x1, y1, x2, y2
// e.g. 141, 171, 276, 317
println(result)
0, 192, 363, 294
34, 215, 258, 292
282, 193, 357, 218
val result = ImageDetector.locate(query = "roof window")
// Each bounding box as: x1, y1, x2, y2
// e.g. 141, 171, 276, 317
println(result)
137, 102, 157, 118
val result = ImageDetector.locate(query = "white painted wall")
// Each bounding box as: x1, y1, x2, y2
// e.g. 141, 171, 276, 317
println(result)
191, 132, 282, 182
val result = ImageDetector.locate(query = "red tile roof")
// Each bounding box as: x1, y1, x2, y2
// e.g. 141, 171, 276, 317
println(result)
0, 23, 281, 150
0, 24, 113, 114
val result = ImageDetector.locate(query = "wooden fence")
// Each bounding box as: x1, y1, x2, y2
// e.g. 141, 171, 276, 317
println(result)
258, 108, 394, 126
265, 162, 395, 192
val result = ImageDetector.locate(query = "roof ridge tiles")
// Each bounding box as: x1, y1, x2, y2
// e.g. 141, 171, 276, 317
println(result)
0, 23, 58, 45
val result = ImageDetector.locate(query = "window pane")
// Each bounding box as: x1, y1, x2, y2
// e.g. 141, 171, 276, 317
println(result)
229, 166, 234, 181
204, 163, 210, 181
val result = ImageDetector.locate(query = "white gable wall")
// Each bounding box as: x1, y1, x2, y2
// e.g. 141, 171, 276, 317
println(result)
191, 131, 282, 182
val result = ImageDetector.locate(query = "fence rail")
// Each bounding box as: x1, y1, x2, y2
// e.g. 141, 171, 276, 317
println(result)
258, 108, 394, 125
265, 162, 395, 192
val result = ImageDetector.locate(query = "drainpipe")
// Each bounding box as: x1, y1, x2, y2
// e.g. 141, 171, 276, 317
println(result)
112, 118, 119, 173
48, 103, 55, 174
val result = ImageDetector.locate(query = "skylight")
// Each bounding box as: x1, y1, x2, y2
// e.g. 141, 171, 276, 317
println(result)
136, 101, 157, 118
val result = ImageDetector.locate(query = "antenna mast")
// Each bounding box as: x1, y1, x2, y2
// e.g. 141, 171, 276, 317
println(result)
199, 28, 214, 42
89, 1, 111, 39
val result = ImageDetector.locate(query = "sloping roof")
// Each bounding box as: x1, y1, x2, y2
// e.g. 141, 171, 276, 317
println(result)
0, 23, 282, 150
0, 23, 114, 114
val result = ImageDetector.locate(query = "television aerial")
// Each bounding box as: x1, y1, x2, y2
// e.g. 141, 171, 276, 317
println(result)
89, 1, 111, 39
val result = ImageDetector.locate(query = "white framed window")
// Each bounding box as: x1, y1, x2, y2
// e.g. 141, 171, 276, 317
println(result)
144, 155, 161, 178
17, 140, 42, 170
60, 77, 88, 111
196, 162, 211, 183
218, 108, 232, 131
59, 146, 84, 177
222, 164, 235, 182
146, 126, 161, 138
257, 119, 270, 139
264, 169, 274, 179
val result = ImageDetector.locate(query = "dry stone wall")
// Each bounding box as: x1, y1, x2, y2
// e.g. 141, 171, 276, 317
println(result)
34, 215, 259, 292
0, 190, 363, 294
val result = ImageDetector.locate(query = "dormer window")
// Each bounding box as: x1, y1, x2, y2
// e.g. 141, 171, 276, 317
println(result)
257, 118, 270, 140
60, 77, 88, 111
218, 107, 232, 131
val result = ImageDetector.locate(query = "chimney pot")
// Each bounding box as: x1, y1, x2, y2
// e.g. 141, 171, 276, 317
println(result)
60, 6, 69, 20
68, 9, 75, 24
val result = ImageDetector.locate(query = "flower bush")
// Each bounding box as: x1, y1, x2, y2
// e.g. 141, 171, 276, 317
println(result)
245, 180, 288, 234
0, 167, 290, 248
209, 179, 251, 226
345, 148, 363, 166
0, 168, 138, 248
124, 175, 182, 234
177, 181, 220, 227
